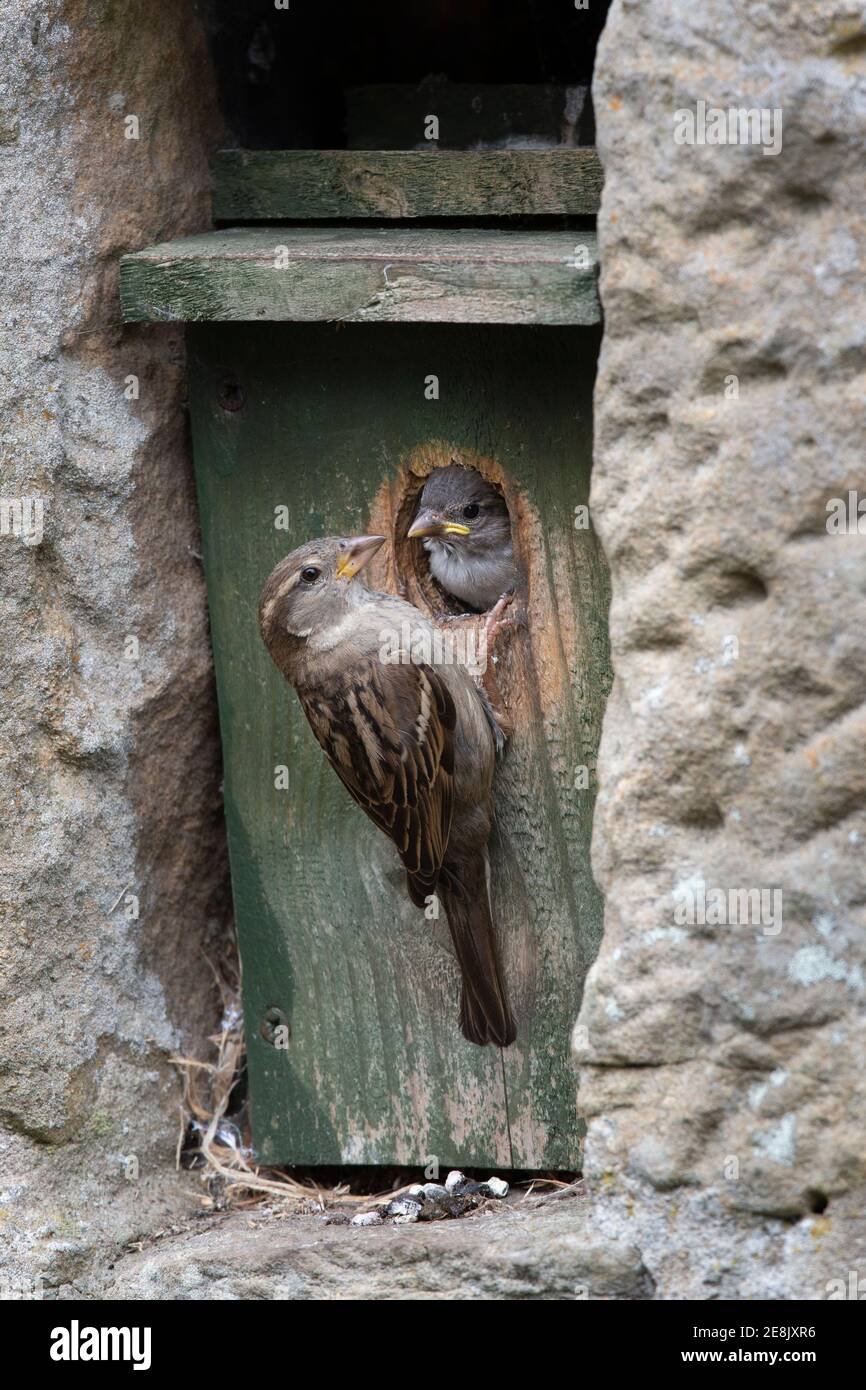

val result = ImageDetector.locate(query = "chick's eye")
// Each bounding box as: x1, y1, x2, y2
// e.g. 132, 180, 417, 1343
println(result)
462, 502, 480, 520
300, 566, 321, 584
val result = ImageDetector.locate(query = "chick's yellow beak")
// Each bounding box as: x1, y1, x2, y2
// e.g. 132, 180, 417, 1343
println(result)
335, 534, 386, 580
407, 509, 470, 539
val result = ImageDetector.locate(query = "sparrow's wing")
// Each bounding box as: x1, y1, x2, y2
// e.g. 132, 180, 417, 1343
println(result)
299, 661, 456, 905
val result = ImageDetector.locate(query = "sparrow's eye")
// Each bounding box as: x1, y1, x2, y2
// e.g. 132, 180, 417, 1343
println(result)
300, 566, 321, 584
462, 502, 480, 520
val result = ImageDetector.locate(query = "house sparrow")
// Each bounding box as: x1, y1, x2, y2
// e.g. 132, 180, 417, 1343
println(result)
408, 464, 519, 612
258, 534, 516, 1048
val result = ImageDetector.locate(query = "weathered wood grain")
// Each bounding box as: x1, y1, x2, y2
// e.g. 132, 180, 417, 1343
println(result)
119, 228, 600, 326
186, 321, 609, 1168
346, 82, 589, 150
212, 149, 603, 220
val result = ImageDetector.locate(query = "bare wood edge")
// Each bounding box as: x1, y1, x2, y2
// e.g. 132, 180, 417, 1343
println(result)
119, 230, 600, 326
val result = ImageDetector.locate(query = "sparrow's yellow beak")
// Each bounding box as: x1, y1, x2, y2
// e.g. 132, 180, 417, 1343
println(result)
335, 534, 386, 580
407, 509, 471, 539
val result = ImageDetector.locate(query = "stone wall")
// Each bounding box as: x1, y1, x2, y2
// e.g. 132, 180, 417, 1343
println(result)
577, 0, 866, 1296
0, 0, 227, 1291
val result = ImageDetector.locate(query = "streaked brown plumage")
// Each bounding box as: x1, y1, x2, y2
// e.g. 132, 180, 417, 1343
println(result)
258, 534, 515, 1047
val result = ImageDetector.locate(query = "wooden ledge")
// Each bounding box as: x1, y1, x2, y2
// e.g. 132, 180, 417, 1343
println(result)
212, 149, 603, 220
120, 227, 600, 326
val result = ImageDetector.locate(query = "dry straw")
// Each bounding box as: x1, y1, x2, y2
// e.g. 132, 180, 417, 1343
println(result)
169, 952, 358, 1209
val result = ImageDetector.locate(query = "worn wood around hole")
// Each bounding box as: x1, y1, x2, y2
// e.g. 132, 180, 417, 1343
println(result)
119, 228, 600, 326
186, 322, 610, 1168
212, 149, 603, 220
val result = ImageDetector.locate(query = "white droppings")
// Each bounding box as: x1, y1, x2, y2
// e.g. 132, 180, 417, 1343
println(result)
351, 1210, 384, 1227
483, 1176, 509, 1198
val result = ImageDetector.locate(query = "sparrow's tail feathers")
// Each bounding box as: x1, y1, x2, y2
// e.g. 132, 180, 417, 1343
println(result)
439, 858, 516, 1048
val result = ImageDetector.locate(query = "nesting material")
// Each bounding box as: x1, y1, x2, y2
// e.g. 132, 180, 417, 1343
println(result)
170, 963, 318, 1205
170, 958, 392, 1213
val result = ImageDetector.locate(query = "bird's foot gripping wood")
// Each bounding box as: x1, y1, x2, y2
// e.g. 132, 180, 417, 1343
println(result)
483, 589, 516, 656
426, 595, 515, 747
478, 591, 517, 749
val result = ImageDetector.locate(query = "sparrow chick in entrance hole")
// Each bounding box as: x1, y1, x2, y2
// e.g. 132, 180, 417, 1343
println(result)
258, 535, 516, 1048
408, 464, 520, 613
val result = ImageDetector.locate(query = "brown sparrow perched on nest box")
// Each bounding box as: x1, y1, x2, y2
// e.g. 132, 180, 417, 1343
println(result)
259, 534, 516, 1047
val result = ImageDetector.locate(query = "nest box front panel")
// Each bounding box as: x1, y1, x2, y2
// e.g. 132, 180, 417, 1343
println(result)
187, 320, 610, 1168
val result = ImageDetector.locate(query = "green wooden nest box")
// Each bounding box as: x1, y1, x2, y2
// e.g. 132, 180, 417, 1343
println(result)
121, 140, 611, 1169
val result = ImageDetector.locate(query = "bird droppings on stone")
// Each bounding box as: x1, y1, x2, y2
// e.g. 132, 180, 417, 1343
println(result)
345, 1174, 511, 1230
479, 1176, 509, 1198
385, 1197, 422, 1220
444, 1170, 509, 1199
422, 1192, 479, 1220
350, 1210, 384, 1227
419, 1182, 449, 1201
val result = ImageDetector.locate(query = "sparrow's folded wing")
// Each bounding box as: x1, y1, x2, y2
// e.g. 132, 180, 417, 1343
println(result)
299, 661, 456, 905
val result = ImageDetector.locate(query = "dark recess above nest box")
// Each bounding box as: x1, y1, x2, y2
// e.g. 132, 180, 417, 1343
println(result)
198, 0, 610, 150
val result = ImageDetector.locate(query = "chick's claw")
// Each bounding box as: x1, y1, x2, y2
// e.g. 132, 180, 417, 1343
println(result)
483, 590, 517, 653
